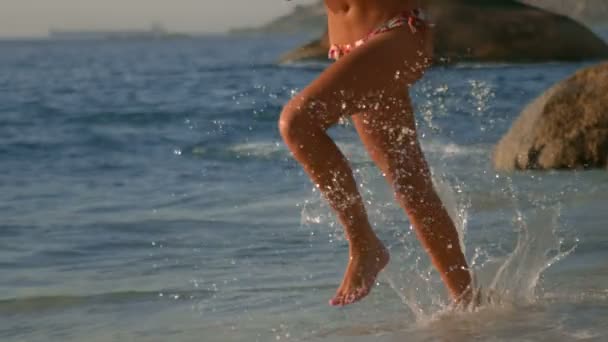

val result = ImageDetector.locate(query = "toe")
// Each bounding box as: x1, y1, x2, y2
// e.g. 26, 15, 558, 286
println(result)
344, 287, 370, 305
329, 293, 344, 306
344, 292, 357, 305
356, 287, 370, 298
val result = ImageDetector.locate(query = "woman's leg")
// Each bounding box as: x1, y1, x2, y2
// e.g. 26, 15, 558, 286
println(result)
278, 69, 390, 307
278, 26, 464, 305
352, 98, 472, 302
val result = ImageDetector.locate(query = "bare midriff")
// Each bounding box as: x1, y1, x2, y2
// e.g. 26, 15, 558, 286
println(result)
324, 0, 420, 45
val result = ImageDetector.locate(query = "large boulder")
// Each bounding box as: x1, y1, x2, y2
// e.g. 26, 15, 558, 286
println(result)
277, 0, 608, 63
493, 62, 608, 171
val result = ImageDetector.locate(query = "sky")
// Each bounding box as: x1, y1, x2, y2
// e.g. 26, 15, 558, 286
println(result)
0, 0, 318, 37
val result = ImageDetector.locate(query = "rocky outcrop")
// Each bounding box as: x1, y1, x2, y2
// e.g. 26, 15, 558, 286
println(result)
274, 0, 608, 63
279, 33, 330, 63
493, 62, 608, 171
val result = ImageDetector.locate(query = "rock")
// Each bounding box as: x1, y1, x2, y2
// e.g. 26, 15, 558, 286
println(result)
493, 62, 608, 171
276, 0, 608, 63
279, 32, 329, 63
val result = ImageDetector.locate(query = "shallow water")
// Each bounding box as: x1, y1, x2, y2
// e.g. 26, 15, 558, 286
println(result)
1, 33, 608, 341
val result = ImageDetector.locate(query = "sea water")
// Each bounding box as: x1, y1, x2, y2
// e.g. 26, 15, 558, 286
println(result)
1, 31, 608, 341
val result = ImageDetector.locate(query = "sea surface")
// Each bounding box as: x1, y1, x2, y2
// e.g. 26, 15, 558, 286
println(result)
1, 30, 608, 342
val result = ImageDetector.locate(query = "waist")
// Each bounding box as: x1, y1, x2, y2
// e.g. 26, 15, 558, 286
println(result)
327, 3, 418, 44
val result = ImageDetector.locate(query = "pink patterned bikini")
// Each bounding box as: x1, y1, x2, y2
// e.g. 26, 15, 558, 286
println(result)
328, 9, 427, 61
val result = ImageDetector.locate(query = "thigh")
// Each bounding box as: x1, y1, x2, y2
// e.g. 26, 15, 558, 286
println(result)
352, 97, 422, 175
286, 26, 430, 131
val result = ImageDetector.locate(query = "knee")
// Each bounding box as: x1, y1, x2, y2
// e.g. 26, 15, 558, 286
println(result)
278, 98, 317, 145
278, 104, 293, 142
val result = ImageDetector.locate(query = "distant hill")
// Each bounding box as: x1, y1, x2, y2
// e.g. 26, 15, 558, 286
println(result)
229, 2, 325, 35
523, 0, 608, 26
230, 0, 607, 35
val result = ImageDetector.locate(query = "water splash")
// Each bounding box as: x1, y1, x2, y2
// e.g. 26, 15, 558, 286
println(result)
300, 167, 577, 322
387, 174, 576, 321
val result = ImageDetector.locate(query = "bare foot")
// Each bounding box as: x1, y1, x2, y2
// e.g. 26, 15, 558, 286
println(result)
329, 241, 390, 306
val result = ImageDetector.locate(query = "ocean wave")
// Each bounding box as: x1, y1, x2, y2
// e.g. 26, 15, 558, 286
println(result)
447, 61, 575, 70
0, 289, 213, 314
177, 139, 489, 165
63, 110, 191, 126
178, 140, 289, 162
278, 61, 330, 71
198, 63, 283, 74
227, 141, 286, 159
543, 289, 608, 303
422, 141, 489, 158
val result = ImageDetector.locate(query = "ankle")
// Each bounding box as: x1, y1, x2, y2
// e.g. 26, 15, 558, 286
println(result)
349, 237, 386, 255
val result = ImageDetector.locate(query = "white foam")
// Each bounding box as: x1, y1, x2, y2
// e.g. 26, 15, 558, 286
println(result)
421, 141, 488, 158
228, 141, 286, 158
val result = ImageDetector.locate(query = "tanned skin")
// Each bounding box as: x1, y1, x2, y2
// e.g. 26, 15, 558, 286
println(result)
279, 0, 472, 306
